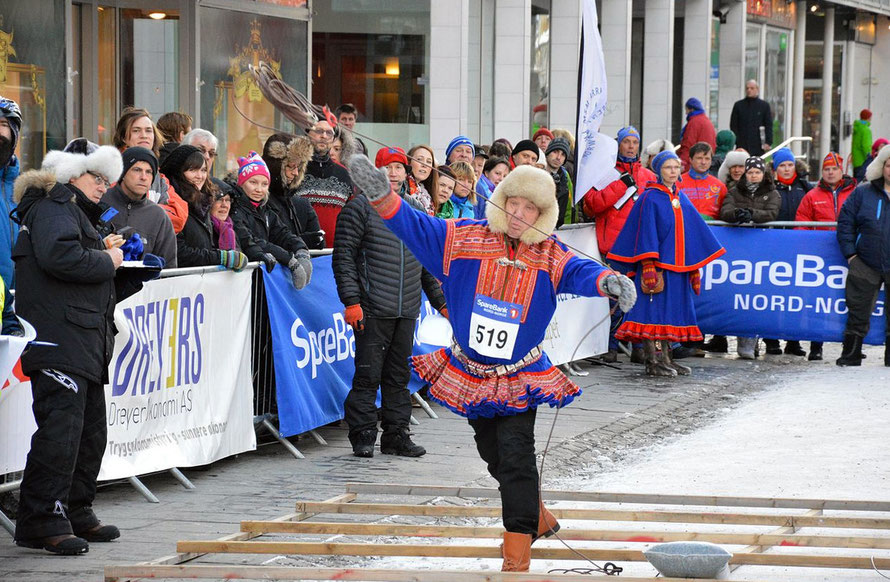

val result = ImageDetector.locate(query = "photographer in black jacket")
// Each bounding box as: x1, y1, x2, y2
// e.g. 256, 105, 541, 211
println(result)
12, 141, 125, 555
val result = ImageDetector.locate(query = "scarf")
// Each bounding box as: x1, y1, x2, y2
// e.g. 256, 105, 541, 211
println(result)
688, 168, 709, 180
450, 193, 476, 218
745, 180, 761, 194
679, 108, 705, 141
406, 176, 434, 215
211, 215, 237, 251
436, 199, 455, 219
777, 172, 798, 186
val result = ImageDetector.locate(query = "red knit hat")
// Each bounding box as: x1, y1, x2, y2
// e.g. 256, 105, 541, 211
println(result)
374, 146, 408, 169
237, 151, 270, 186
822, 152, 843, 170
860, 109, 872, 121
533, 128, 554, 142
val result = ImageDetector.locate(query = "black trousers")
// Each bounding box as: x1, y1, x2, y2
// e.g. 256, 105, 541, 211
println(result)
843, 257, 890, 338
344, 317, 414, 441
15, 370, 105, 540
468, 408, 539, 535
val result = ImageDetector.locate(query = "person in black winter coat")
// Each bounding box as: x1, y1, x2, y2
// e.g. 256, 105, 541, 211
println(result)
835, 145, 890, 367
161, 144, 247, 270
261, 133, 325, 250
229, 152, 312, 289
11, 142, 126, 555
730, 80, 773, 156
332, 147, 447, 459
771, 147, 812, 222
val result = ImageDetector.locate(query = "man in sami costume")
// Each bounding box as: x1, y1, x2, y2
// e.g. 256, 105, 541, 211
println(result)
346, 154, 636, 572
607, 150, 725, 377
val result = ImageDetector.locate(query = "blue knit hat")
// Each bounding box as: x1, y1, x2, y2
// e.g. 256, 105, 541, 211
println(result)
446, 136, 474, 161
685, 97, 705, 112
651, 150, 680, 178
617, 126, 640, 145
771, 147, 795, 170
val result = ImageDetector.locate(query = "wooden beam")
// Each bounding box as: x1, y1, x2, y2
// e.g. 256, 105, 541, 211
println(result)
239, 519, 890, 549
294, 501, 890, 529
104, 564, 741, 582
173, 540, 890, 570
344, 483, 890, 512
123, 493, 356, 570
729, 508, 823, 573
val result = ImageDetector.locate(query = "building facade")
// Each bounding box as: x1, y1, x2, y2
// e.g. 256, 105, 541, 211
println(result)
0, 0, 887, 171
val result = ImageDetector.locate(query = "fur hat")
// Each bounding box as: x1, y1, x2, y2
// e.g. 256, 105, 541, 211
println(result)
717, 150, 750, 184
641, 139, 675, 169
485, 165, 557, 245
865, 141, 890, 182
41, 139, 123, 184
262, 133, 312, 193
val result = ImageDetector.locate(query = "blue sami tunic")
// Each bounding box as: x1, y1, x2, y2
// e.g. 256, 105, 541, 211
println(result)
372, 192, 610, 419
607, 182, 725, 342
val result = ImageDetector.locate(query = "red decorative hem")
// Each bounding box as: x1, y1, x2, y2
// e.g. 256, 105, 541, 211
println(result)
371, 191, 402, 219
615, 321, 703, 342
411, 349, 582, 419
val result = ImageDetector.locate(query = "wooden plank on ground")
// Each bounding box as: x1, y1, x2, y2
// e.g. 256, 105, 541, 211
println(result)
294, 501, 890, 529
239, 519, 890, 549
104, 564, 741, 582
125, 493, 356, 571
173, 540, 890, 570
729, 508, 823, 573
344, 483, 890, 512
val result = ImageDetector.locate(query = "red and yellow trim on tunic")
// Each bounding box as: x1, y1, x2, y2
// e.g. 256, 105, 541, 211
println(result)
615, 321, 704, 343
442, 222, 573, 324
654, 247, 726, 273
411, 348, 582, 419
370, 191, 402, 219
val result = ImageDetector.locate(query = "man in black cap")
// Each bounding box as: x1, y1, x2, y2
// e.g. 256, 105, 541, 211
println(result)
544, 137, 573, 227
511, 139, 539, 168
101, 146, 178, 267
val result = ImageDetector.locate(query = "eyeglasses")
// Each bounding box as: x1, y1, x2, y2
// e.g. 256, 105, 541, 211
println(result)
196, 147, 218, 158
87, 171, 110, 188
310, 128, 335, 138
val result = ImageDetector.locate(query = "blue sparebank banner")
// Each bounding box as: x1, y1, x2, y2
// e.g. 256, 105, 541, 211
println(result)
695, 227, 886, 344
262, 256, 439, 437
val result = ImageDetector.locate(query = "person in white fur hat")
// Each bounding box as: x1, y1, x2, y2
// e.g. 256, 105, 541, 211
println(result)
12, 139, 125, 555
346, 154, 636, 572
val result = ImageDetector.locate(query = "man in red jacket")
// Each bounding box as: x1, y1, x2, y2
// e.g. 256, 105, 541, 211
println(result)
582, 126, 656, 362
794, 152, 857, 362
678, 142, 727, 219
796, 152, 856, 229
677, 98, 717, 172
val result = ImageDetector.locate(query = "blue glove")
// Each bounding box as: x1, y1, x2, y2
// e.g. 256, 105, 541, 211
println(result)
120, 232, 145, 260
141, 253, 165, 280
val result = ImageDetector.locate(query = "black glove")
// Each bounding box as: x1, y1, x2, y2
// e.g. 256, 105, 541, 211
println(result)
734, 208, 753, 223
261, 253, 277, 272
619, 173, 635, 189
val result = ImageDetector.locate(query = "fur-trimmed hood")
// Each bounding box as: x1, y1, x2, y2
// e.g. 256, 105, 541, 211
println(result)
865, 143, 890, 182
485, 165, 558, 245
641, 139, 675, 170
41, 145, 123, 185
262, 133, 313, 195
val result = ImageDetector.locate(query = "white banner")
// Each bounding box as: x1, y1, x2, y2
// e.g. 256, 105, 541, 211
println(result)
99, 270, 256, 480
0, 369, 35, 475
544, 224, 610, 364
575, 0, 620, 194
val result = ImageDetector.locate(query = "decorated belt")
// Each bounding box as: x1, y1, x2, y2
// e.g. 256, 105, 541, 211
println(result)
450, 342, 543, 378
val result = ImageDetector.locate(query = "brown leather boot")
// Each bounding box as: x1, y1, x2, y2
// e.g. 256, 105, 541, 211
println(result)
644, 339, 676, 377
501, 532, 532, 572
534, 501, 560, 541
661, 340, 691, 375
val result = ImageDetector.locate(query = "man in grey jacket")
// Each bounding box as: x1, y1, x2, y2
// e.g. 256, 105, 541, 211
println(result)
101, 147, 177, 268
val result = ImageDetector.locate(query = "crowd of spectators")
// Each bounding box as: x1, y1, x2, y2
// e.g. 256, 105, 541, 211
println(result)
1, 85, 889, 549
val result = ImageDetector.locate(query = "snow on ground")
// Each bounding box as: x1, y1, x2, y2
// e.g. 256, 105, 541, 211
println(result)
367, 361, 890, 580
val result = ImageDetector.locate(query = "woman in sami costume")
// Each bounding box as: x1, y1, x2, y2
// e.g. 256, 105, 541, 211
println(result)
345, 156, 636, 572
607, 150, 725, 377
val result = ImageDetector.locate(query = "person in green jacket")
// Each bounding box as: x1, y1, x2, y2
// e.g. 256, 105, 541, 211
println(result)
852, 109, 873, 177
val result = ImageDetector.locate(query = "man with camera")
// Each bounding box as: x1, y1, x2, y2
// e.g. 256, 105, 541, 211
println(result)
101, 147, 177, 268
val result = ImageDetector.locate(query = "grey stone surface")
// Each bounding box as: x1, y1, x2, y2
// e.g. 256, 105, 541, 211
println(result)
0, 344, 868, 581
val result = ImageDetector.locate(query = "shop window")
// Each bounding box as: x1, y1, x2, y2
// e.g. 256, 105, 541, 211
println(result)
0, 1, 66, 168
763, 29, 789, 145
744, 25, 761, 86
530, 2, 550, 132
119, 10, 180, 122
312, 33, 425, 125
200, 9, 307, 176
802, 42, 842, 162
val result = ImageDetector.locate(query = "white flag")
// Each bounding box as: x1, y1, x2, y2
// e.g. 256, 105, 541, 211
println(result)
575, 0, 620, 195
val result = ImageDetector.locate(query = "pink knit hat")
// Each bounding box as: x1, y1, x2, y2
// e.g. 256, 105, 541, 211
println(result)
237, 151, 271, 186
